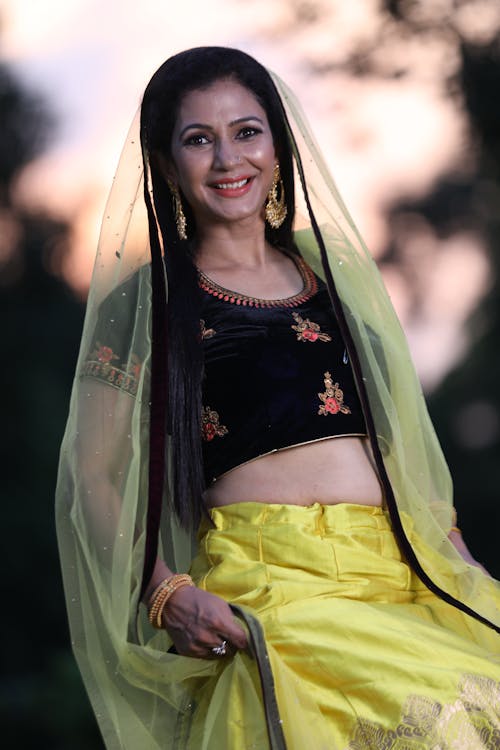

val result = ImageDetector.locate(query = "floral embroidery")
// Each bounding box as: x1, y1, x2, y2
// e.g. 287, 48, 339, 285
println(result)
291, 312, 332, 343
318, 371, 351, 416
200, 319, 216, 340
81, 342, 142, 396
347, 673, 500, 749
201, 406, 228, 441
95, 344, 119, 364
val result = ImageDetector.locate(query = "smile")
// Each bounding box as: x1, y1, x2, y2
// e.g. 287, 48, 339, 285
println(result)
208, 176, 254, 199
212, 178, 251, 190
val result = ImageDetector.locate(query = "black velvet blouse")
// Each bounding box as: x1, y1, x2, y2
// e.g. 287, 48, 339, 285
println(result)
199, 255, 367, 484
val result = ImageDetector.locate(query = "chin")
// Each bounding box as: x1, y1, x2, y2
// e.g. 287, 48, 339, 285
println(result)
200, 204, 266, 228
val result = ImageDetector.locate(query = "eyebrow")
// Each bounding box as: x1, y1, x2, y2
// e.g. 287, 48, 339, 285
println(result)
179, 116, 264, 139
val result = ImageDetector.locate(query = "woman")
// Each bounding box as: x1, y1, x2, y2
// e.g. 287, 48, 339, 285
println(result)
56, 47, 499, 749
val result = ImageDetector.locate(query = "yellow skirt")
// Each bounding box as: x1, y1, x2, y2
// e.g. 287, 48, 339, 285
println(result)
186, 502, 500, 750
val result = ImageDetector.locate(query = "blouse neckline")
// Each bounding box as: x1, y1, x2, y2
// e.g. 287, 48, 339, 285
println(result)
197, 253, 318, 309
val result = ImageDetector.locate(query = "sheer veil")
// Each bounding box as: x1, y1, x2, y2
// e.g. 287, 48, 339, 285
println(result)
55, 59, 499, 750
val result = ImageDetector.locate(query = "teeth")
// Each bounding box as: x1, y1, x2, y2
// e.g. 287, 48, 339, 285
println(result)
214, 178, 249, 189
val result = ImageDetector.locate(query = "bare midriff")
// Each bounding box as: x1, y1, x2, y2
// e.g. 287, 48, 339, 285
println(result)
204, 435, 384, 508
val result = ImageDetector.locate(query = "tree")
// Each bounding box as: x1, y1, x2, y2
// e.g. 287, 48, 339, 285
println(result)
0, 63, 102, 748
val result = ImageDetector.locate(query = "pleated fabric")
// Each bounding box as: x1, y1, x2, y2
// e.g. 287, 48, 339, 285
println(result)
188, 502, 500, 749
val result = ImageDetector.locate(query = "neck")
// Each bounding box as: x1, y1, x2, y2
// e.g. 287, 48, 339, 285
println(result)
194, 219, 278, 272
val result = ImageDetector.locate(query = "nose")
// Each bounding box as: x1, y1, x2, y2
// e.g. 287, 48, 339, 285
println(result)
213, 138, 241, 170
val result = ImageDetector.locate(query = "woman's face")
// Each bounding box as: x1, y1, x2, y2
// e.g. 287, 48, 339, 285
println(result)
165, 78, 276, 231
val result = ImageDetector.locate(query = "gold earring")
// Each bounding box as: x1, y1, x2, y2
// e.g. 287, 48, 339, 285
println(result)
265, 163, 287, 229
168, 181, 187, 240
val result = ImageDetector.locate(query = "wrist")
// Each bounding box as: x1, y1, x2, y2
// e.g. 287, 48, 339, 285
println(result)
147, 574, 195, 629
142, 559, 173, 604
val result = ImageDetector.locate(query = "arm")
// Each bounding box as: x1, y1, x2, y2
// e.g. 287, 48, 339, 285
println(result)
78, 380, 247, 657
448, 528, 490, 576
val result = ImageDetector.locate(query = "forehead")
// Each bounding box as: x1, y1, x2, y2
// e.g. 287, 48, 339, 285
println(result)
174, 78, 268, 127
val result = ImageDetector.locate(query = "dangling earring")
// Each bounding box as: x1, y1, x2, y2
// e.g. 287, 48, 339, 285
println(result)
167, 180, 187, 240
265, 163, 287, 229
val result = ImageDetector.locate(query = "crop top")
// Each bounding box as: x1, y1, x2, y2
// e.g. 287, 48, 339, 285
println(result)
199, 255, 367, 484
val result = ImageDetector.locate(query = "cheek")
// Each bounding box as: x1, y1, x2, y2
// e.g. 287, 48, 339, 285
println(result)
176, 157, 205, 195
249, 144, 276, 183
258, 141, 276, 163
257, 147, 275, 166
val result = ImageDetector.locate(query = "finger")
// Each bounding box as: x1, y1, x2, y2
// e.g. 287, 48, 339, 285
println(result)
180, 644, 213, 659
201, 625, 246, 652
223, 620, 248, 650
174, 637, 216, 659
198, 612, 248, 651
187, 628, 227, 653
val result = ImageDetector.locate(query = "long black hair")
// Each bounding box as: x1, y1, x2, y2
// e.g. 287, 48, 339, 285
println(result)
140, 47, 296, 530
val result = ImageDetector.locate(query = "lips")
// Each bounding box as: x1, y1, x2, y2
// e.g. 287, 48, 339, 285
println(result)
213, 178, 249, 189
209, 176, 254, 197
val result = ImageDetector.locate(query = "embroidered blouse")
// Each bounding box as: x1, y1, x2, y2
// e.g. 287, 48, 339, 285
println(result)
200, 255, 367, 484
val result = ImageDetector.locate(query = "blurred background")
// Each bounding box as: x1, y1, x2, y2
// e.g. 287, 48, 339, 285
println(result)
1, 0, 499, 746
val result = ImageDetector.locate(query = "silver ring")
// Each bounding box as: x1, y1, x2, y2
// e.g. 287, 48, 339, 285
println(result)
211, 640, 227, 656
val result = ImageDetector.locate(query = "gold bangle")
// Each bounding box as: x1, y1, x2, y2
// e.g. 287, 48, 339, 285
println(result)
147, 579, 170, 607
148, 574, 193, 624
155, 578, 194, 629
148, 573, 192, 611
149, 579, 191, 629
147, 574, 194, 629
449, 526, 462, 535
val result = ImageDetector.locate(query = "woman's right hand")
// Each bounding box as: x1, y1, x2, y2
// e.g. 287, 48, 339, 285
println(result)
161, 585, 249, 658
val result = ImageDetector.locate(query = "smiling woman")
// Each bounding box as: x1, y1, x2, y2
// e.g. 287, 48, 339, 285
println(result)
56, 47, 500, 750
161, 79, 277, 231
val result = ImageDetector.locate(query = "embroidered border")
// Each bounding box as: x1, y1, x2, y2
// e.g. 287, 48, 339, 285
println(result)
197, 255, 318, 308
80, 342, 141, 396
347, 673, 500, 750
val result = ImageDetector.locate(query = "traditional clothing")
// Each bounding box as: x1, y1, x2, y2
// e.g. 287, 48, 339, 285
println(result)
199, 267, 367, 484
56, 54, 499, 749
190, 502, 499, 749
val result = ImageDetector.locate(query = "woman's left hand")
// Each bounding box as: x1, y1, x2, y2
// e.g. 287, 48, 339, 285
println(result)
160, 586, 249, 658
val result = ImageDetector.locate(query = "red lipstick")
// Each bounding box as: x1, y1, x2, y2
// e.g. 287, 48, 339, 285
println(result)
209, 176, 254, 198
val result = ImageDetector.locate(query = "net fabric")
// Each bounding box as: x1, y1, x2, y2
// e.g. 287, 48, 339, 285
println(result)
273, 73, 499, 627
55, 68, 499, 750
56, 114, 218, 748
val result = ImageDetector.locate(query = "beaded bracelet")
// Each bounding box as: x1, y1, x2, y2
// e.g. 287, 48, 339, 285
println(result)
449, 526, 462, 535
148, 574, 195, 629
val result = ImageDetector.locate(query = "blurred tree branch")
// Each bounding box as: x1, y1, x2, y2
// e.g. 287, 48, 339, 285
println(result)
0, 58, 100, 747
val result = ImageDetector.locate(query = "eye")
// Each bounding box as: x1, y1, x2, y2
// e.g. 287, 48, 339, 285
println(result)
183, 133, 211, 147
236, 126, 262, 139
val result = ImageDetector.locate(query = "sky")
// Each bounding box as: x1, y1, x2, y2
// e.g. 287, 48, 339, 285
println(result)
2, 0, 493, 388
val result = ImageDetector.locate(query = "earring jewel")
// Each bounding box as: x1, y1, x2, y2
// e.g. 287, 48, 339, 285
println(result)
265, 163, 287, 229
168, 180, 187, 240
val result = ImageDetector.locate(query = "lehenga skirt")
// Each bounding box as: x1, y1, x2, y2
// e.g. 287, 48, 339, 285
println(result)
185, 502, 500, 750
